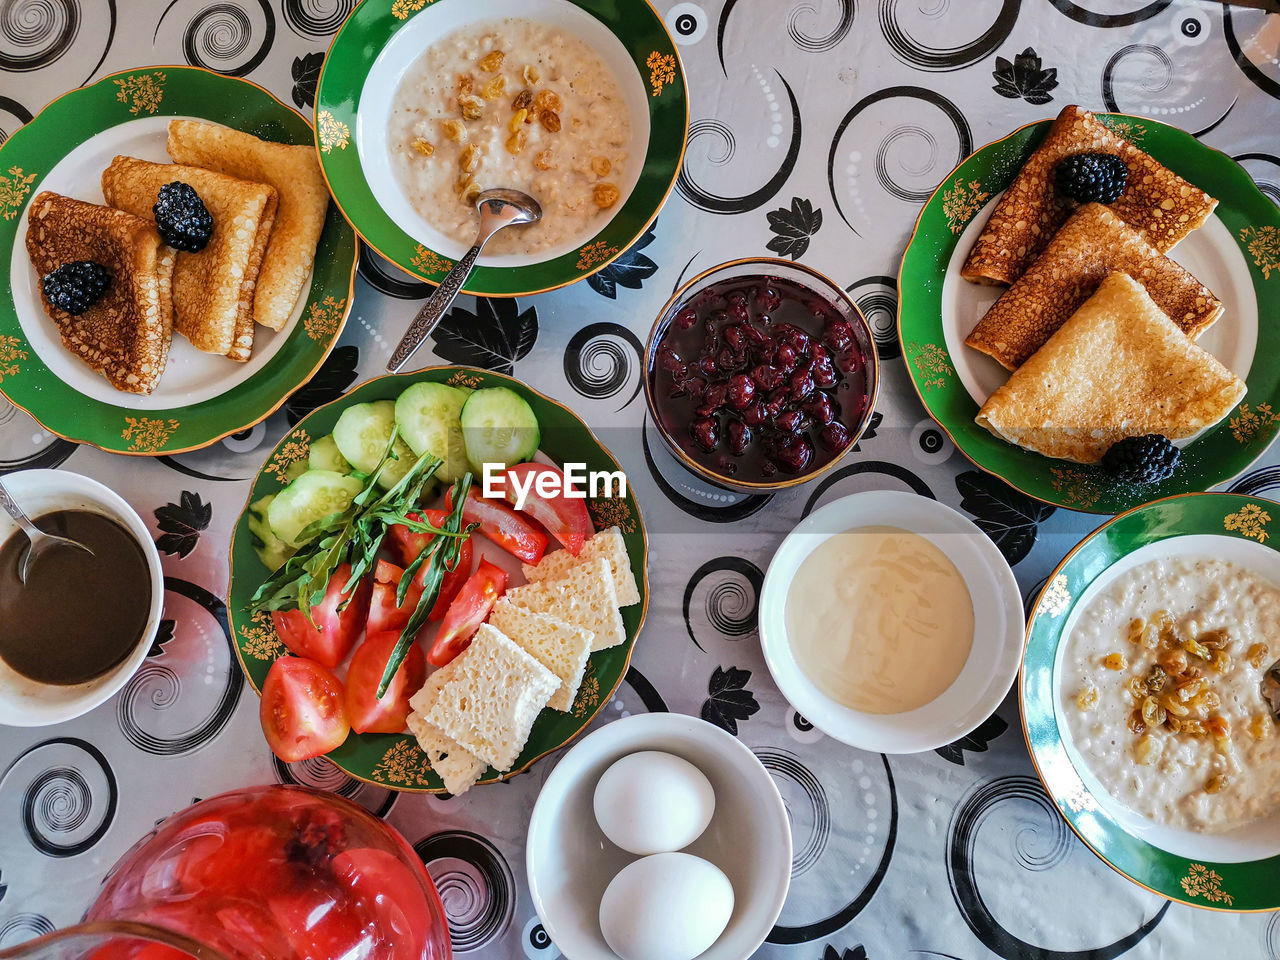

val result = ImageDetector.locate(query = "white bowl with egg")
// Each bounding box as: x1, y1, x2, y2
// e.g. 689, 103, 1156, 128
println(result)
526, 712, 791, 960
759, 490, 1023, 753
0, 470, 164, 727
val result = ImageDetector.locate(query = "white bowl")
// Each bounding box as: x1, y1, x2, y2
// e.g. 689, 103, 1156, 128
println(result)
526, 713, 791, 960
759, 490, 1023, 753
0, 470, 164, 726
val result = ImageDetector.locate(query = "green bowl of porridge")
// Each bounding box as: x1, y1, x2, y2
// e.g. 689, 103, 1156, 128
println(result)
1023, 492, 1280, 911
315, 0, 687, 296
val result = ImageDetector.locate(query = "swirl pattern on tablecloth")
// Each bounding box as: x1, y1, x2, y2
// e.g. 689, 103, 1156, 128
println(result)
683, 556, 763, 652
641, 419, 773, 522
417, 831, 516, 952
272, 756, 397, 817
154, 0, 274, 76
1, 738, 117, 858
281, 0, 353, 38
878, 0, 1018, 72
563, 322, 644, 410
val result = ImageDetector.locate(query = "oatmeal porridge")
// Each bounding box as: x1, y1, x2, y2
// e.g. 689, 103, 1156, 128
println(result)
1061, 556, 1280, 832
387, 18, 633, 257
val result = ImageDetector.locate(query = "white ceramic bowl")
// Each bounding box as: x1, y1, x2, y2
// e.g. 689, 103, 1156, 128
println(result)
526, 713, 792, 960
0, 470, 164, 726
759, 490, 1023, 753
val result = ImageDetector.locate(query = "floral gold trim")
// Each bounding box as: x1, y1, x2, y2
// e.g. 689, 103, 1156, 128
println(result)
0, 167, 37, 221
1228, 402, 1280, 444
411, 245, 453, 276
576, 240, 618, 271
588, 497, 636, 534
0, 335, 28, 382
114, 72, 166, 116
391, 0, 431, 20
906, 341, 954, 392
1224, 502, 1270, 543
317, 110, 351, 152
1180, 864, 1234, 907
122, 416, 180, 453
941, 178, 989, 234
572, 660, 601, 719
1098, 116, 1146, 142
238, 611, 285, 661
646, 51, 677, 97
1238, 225, 1279, 280
303, 295, 346, 342
371, 738, 434, 787
1042, 574, 1072, 618
1049, 465, 1102, 511
265, 429, 311, 483
447, 370, 482, 390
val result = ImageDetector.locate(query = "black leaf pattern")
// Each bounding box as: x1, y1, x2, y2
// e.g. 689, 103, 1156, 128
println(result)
992, 47, 1058, 105
765, 196, 822, 260
955, 470, 1054, 565
432, 298, 538, 374
0, 868, 6, 905
291, 52, 324, 109
822, 946, 868, 960
147, 619, 177, 659
935, 713, 1008, 765
285, 345, 360, 425
701, 666, 760, 735
154, 491, 212, 559
588, 225, 658, 299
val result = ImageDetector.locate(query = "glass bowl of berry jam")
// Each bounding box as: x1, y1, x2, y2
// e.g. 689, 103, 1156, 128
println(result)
644, 259, 878, 491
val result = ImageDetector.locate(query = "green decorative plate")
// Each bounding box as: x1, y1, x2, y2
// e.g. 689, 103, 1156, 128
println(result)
314, 0, 687, 296
1023, 492, 1280, 911
227, 366, 649, 792
0, 66, 357, 455
899, 114, 1280, 513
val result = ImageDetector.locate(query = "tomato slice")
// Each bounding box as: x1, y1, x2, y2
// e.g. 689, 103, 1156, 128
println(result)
388, 511, 473, 621
270, 563, 370, 668
428, 559, 508, 667
268, 887, 384, 960
345, 629, 426, 734
332, 848, 437, 960
259, 657, 350, 763
501, 463, 594, 556
368, 560, 423, 634
447, 489, 549, 564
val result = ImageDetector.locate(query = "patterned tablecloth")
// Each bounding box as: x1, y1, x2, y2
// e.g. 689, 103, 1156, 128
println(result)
2, 1, 1279, 957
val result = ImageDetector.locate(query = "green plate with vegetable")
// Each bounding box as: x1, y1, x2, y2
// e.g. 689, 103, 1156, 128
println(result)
1024, 492, 1280, 910
898, 112, 1280, 513
227, 366, 648, 792
0, 66, 357, 454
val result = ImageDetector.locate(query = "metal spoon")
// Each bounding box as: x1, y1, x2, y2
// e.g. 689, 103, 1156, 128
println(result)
0, 478, 94, 584
387, 188, 543, 374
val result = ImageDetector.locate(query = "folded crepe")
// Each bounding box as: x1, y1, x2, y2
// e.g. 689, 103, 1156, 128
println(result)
965, 203, 1222, 371
102, 156, 278, 362
26, 192, 175, 395
962, 104, 1217, 286
975, 272, 1245, 464
166, 119, 328, 332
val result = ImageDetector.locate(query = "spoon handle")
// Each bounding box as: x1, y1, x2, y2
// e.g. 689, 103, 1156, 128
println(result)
387, 243, 483, 374
0, 479, 42, 540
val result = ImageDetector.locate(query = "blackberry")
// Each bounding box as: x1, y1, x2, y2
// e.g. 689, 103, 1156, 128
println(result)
1102, 434, 1180, 484
1054, 152, 1129, 204
153, 181, 214, 252
41, 260, 111, 315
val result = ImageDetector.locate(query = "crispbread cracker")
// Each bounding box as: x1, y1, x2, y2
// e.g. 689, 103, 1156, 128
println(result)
166, 119, 328, 331
489, 598, 593, 712
975, 272, 1245, 463
407, 712, 486, 796
26, 191, 174, 395
418, 624, 559, 772
962, 104, 1217, 285
505, 557, 625, 651
520, 526, 641, 607
102, 156, 277, 361
965, 204, 1222, 370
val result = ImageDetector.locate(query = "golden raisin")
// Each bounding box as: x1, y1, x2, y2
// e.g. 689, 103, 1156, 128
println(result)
1205, 773, 1229, 794
512, 88, 533, 111
459, 142, 482, 174
1103, 652, 1126, 671
1249, 715, 1274, 740
534, 148, 554, 171
1210, 651, 1232, 673
1076, 686, 1098, 711
481, 74, 506, 101
1156, 648, 1188, 675
534, 89, 562, 112
1153, 609, 1175, 640
458, 95, 484, 120
1126, 618, 1146, 644
1182, 636, 1213, 661
1127, 709, 1147, 735
509, 109, 528, 132
540, 109, 561, 133
1247, 642, 1269, 668
591, 156, 612, 177
456, 177, 481, 205
411, 137, 434, 157
457, 74, 474, 94
441, 118, 467, 142
478, 50, 504, 72
1206, 715, 1230, 738
1198, 628, 1231, 650
1134, 734, 1159, 765
1127, 676, 1146, 699
505, 128, 528, 155
522, 64, 540, 85
1141, 696, 1166, 728
593, 182, 621, 209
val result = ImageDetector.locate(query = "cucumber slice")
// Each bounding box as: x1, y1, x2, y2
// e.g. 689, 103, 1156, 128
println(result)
333, 399, 417, 491
267, 470, 363, 546
308, 433, 352, 474
284, 459, 309, 482
247, 495, 296, 571
395, 381, 469, 482
460, 386, 540, 473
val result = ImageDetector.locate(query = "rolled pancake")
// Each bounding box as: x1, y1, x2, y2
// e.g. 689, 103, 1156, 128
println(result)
975, 272, 1245, 464
166, 119, 328, 332
965, 203, 1222, 371
103, 156, 277, 361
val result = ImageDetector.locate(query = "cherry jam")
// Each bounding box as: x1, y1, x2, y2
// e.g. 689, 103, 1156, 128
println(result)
649, 276, 870, 484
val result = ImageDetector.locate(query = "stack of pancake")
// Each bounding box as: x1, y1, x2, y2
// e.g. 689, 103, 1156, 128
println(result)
961, 104, 1245, 464
26, 120, 329, 395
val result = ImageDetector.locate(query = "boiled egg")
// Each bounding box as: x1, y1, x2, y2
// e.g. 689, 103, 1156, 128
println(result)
599, 852, 734, 960
593, 751, 715, 855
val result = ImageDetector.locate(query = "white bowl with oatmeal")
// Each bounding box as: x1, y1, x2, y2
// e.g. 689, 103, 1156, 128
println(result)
1055, 534, 1280, 863
357, 0, 650, 267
